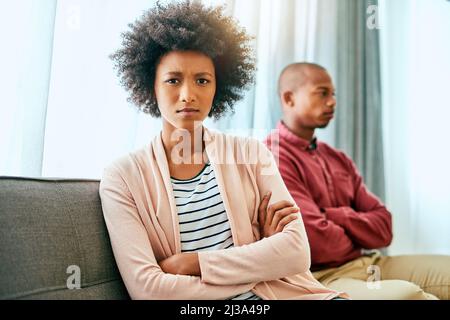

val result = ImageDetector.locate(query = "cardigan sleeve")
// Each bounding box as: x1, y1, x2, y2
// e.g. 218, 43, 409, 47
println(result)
198, 141, 311, 286
99, 164, 256, 299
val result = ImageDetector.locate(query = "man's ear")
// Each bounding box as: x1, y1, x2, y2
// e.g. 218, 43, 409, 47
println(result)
282, 91, 295, 107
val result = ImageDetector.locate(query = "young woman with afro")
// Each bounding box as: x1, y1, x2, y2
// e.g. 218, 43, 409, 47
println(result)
100, 0, 347, 300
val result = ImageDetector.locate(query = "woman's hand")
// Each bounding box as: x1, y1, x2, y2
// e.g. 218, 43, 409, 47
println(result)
258, 192, 299, 238
158, 252, 201, 276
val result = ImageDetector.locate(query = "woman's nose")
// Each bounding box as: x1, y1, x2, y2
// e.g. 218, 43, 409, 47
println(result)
179, 82, 196, 103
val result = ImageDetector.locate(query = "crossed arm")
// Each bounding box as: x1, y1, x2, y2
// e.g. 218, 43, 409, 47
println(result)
158, 192, 300, 276
99, 145, 311, 299
277, 153, 392, 267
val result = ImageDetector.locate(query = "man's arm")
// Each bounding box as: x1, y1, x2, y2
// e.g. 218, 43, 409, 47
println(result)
323, 156, 393, 249
277, 153, 360, 267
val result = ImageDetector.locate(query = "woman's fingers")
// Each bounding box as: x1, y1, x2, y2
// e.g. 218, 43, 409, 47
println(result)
270, 206, 299, 229
258, 191, 272, 226
259, 196, 298, 238
266, 200, 294, 226
275, 213, 299, 233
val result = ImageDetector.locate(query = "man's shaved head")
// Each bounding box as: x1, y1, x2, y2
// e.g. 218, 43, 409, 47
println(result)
278, 62, 327, 97
277, 62, 336, 140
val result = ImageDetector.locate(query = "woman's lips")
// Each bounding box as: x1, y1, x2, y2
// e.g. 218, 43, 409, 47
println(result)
177, 108, 200, 115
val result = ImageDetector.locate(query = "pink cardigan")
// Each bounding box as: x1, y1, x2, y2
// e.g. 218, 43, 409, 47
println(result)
99, 128, 346, 300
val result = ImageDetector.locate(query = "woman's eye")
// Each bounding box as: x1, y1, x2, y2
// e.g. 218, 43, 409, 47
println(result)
197, 79, 210, 85
165, 79, 179, 84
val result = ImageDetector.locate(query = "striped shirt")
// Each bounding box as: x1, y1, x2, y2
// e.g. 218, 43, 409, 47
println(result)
171, 162, 260, 300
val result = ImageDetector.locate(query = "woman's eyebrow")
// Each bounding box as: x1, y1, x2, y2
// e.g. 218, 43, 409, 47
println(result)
164, 71, 183, 77
163, 71, 214, 77
195, 72, 214, 77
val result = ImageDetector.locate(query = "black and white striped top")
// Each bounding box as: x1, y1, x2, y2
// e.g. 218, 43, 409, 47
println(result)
171, 162, 260, 300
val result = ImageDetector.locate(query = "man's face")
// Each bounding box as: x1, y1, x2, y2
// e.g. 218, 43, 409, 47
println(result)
292, 70, 336, 129
154, 50, 216, 131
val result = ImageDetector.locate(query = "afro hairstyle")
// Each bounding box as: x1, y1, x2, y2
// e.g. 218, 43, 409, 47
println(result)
110, 0, 256, 119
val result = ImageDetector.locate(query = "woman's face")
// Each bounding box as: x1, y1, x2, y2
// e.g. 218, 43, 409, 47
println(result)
154, 50, 216, 132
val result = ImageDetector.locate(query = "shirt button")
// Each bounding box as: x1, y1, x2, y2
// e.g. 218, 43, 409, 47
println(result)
321, 221, 328, 227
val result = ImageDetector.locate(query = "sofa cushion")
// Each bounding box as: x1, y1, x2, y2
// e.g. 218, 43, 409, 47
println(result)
0, 177, 129, 300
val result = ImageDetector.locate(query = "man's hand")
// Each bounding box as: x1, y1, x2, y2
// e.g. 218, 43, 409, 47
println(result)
158, 252, 201, 276
258, 192, 299, 238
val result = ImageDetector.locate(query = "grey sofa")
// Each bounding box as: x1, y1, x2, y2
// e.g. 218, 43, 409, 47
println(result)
0, 176, 129, 300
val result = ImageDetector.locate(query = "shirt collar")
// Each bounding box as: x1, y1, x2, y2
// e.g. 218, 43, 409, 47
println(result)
277, 121, 318, 151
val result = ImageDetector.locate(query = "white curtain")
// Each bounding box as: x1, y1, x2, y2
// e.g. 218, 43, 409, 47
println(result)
0, 0, 57, 177
1, 0, 338, 179
42, 0, 163, 178
0, 0, 162, 179
380, 0, 450, 255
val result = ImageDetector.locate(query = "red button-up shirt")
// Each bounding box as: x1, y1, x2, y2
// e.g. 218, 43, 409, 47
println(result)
264, 121, 393, 270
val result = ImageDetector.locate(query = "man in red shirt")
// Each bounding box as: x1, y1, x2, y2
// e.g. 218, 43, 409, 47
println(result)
264, 62, 450, 299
